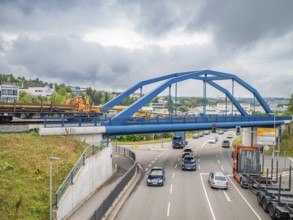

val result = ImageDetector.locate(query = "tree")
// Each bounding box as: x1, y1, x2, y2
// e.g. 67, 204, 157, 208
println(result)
165, 95, 174, 113
49, 93, 66, 105
287, 94, 293, 114
177, 106, 189, 113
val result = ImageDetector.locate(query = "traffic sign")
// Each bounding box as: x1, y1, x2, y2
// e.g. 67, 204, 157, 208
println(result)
257, 128, 277, 137
264, 145, 270, 151
257, 136, 276, 145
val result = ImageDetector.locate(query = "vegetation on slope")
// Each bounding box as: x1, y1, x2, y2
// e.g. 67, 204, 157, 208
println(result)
0, 131, 88, 219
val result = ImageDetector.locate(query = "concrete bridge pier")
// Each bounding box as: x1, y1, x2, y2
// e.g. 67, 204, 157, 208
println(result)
38, 126, 106, 145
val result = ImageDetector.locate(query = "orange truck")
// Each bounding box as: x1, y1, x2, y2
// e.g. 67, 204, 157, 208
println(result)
232, 146, 261, 188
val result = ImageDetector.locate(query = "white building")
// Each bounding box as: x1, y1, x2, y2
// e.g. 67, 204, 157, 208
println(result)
0, 83, 19, 102
21, 85, 54, 97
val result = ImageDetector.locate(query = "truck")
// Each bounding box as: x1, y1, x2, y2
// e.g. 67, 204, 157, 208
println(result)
172, 132, 187, 149
232, 146, 262, 188
257, 174, 293, 219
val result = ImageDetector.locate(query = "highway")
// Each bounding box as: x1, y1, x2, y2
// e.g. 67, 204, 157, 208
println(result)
115, 133, 272, 220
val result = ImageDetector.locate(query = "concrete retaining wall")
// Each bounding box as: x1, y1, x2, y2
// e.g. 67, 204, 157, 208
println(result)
57, 146, 112, 220
38, 127, 106, 145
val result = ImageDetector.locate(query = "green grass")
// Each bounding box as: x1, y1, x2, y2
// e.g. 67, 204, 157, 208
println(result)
0, 131, 88, 220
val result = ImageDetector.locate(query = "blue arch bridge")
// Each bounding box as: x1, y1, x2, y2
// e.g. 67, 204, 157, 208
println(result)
47, 70, 292, 135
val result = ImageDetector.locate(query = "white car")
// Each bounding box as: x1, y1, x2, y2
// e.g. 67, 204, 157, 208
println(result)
227, 133, 233, 138
208, 136, 217, 144
208, 171, 228, 189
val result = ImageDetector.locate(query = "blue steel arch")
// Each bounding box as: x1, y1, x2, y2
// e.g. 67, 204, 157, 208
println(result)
101, 70, 200, 112
107, 70, 272, 125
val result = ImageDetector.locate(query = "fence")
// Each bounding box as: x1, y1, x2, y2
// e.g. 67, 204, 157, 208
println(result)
55, 141, 107, 208
89, 146, 136, 220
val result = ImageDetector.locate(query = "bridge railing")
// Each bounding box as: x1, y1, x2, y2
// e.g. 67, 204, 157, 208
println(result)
55, 140, 107, 209
107, 115, 292, 126
43, 115, 109, 128
43, 115, 292, 127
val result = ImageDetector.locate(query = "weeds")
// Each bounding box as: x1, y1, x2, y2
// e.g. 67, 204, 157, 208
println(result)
0, 133, 87, 219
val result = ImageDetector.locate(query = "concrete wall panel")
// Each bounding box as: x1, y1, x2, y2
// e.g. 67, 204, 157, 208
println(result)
57, 146, 112, 220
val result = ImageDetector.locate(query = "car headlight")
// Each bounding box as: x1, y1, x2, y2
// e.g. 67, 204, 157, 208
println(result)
158, 179, 163, 183
147, 179, 151, 182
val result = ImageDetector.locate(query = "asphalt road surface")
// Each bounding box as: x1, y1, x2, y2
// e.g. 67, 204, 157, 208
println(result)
115, 132, 288, 220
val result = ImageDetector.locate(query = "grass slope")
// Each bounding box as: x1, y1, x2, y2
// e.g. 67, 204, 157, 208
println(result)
0, 131, 88, 220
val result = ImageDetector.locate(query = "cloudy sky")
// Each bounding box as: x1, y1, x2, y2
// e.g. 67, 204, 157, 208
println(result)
0, 0, 292, 98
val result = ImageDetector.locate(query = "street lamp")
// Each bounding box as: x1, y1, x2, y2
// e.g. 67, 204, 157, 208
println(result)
50, 157, 59, 220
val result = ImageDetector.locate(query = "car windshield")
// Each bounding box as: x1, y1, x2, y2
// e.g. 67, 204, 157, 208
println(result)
150, 170, 163, 176
215, 176, 227, 181
184, 149, 192, 152
184, 157, 195, 162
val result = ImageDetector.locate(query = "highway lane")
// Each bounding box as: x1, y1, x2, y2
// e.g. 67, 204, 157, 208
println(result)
116, 132, 272, 220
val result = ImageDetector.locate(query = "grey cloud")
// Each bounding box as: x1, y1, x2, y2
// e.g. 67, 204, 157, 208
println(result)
187, 0, 293, 47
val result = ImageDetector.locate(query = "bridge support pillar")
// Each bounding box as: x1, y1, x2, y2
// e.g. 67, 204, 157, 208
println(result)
242, 127, 257, 146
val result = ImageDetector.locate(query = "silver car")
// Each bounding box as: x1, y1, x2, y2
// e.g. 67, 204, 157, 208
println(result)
208, 171, 228, 189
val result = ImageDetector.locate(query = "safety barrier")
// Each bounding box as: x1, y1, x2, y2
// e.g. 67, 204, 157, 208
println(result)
89, 146, 136, 220
44, 115, 291, 127
118, 115, 292, 125
55, 141, 107, 208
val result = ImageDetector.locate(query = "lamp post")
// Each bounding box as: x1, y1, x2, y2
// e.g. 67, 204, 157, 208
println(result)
50, 157, 59, 220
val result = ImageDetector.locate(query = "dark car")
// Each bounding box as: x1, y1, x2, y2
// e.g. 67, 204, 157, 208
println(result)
182, 155, 197, 171
198, 132, 204, 137
147, 167, 165, 186
222, 140, 230, 148
182, 148, 193, 158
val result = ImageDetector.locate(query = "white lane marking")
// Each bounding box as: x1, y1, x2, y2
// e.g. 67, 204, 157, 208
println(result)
152, 160, 155, 163
201, 142, 208, 148
216, 154, 218, 158
177, 157, 180, 162
198, 158, 200, 163
199, 154, 201, 157
167, 202, 171, 217
158, 155, 161, 158
198, 165, 201, 170
170, 184, 173, 194
223, 190, 231, 202
227, 176, 262, 220
221, 165, 225, 172
200, 173, 216, 220
175, 164, 177, 169
217, 160, 221, 164
154, 158, 158, 161
145, 168, 148, 171
173, 172, 175, 179
148, 164, 151, 167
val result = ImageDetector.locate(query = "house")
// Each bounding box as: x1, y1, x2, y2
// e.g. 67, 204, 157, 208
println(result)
21, 85, 55, 97
0, 83, 19, 102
